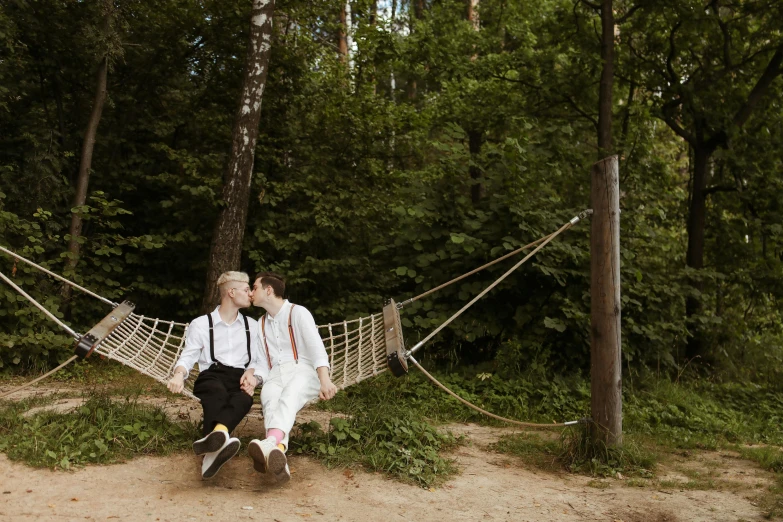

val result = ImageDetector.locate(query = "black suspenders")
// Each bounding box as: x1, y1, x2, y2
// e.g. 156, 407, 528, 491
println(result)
243, 314, 251, 366
205, 313, 252, 368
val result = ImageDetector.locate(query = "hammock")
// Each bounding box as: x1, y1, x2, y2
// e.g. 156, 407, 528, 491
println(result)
0, 264, 396, 400
0, 210, 591, 428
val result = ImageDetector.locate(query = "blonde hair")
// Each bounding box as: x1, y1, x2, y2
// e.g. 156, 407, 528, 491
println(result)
217, 271, 249, 298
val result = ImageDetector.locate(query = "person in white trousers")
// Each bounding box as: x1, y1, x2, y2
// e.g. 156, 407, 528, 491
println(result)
243, 271, 337, 482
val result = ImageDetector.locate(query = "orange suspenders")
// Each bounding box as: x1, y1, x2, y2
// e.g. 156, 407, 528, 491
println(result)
261, 304, 298, 370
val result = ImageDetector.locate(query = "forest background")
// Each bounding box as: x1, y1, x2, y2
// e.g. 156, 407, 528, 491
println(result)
0, 0, 782, 392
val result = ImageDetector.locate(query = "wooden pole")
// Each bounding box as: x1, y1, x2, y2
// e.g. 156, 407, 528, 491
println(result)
590, 155, 622, 446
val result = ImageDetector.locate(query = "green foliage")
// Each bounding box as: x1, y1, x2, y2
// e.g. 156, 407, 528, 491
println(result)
625, 380, 783, 449
0, 395, 199, 469
557, 428, 656, 478
0, 0, 781, 384
291, 414, 458, 488
294, 373, 464, 486
738, 446, 783, 475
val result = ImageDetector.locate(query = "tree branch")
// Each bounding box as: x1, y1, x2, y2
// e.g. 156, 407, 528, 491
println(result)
660, 98, 695, 145
732, 43, 783, 128
578, 0, 601, 11
563, 92, 599, 128
703, 184, 738, 196
709, 0, 732, 69
666, 21, 682, 85
616, 4, 644, 24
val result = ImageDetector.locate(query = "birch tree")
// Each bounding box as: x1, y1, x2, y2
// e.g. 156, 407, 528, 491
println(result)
201, 0, 275, 310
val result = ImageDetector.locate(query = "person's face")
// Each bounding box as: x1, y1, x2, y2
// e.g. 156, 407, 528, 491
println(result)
251, 279, 272, 308
228, 283, 252, 308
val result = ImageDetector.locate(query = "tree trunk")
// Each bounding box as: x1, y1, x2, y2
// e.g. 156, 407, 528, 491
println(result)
468, 130, 484, 204
466, 0, 479, 31
338, 3, 349, 63
684, 145, 709, 360
590, 155, 622, 447
679, 44, 783, 361
407, 0, 425, 100
62, 9, 112, 303
200, 0, 275, 312
370, 0, 377, 95
597, 0, 613, 155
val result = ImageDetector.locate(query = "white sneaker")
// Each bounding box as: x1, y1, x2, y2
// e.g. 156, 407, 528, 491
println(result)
201, 437, 240, 479
193, 430, 228, 455
248, 436, 287, 478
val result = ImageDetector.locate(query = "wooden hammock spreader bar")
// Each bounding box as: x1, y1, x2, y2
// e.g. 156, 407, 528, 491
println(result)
74, 300, 136, 358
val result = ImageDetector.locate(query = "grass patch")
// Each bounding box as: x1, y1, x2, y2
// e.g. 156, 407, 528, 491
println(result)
291, 414, 458, 488
295, 374, 461, 487
0, 394, 199, 469
559, 426, 657, 478
737, 446, 783, 518
54, 358, 164, 396
738, 446, 783, 474
490, 432, 561, 471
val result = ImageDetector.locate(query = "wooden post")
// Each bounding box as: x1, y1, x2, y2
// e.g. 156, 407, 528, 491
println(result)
590, 155, 622, 446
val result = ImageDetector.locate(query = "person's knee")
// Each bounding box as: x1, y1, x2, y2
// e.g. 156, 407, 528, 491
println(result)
237, 392, 254, 410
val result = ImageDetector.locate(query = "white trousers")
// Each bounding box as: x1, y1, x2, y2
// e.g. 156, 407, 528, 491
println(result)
260, 361, 320, 449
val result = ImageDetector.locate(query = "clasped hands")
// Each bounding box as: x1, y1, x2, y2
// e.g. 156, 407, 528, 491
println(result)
167, 367, 257, 397
240, 369, 257, 396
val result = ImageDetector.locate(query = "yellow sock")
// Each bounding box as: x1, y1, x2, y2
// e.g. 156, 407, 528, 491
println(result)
213, 423, 229, 433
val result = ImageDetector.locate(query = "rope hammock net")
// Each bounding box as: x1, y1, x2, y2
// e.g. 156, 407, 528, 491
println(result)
0, 210, 592, 427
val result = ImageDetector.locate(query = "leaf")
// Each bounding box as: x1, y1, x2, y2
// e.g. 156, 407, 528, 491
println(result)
543, 317, 566, 333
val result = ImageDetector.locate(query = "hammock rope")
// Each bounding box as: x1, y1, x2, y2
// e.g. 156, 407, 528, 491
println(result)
0, 270, 80, 340
0, 245, 116, 307
409, 356, 588, 428
0, 210, 592, 429
406, 210, 591, 358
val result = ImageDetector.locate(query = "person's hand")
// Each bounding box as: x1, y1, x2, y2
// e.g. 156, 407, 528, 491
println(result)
167, 373, 185, 394
240, 370, 258, 397
319, 378, 337, 401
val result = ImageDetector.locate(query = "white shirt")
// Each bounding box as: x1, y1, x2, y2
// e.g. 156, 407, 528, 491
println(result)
176, 306, 262, 375
255, 300, 330, 379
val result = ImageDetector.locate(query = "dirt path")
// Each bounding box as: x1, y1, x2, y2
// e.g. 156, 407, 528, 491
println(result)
0, 419, 771, 522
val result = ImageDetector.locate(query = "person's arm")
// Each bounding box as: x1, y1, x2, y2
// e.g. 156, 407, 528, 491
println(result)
167, 318, 205, 394
296, 308, 336, 400
316, 365, 337, 400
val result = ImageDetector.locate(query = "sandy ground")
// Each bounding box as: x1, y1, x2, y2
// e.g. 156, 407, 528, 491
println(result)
0, 386, 776, 522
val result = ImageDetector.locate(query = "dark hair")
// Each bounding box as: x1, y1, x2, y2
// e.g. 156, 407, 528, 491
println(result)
254, 271, 286, 298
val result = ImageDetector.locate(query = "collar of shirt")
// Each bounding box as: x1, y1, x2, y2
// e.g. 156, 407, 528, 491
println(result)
211, 305, 245, 326
265, 299, 291, 323
262, 300, 297, 364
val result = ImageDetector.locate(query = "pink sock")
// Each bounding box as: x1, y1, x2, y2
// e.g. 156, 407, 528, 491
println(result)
267, 428, 284, 445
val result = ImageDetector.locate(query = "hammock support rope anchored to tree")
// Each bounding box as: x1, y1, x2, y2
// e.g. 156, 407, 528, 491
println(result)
0, 210, 593, 428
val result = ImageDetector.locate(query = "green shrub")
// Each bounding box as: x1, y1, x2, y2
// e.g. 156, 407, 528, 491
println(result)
0, 394, 199, 469
291, 413, 458, 488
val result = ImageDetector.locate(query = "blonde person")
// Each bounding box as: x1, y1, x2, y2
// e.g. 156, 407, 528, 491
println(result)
244, 272, 337, 482
167, 271, 262, 479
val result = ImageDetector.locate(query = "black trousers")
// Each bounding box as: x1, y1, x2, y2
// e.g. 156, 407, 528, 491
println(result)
192, 364, 253, 436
